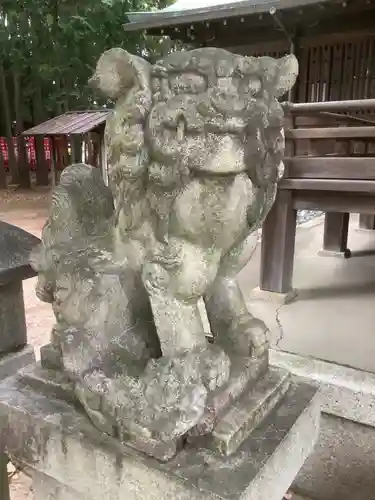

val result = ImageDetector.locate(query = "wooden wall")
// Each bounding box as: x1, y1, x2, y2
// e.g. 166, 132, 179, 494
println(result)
229, 33, 375, 106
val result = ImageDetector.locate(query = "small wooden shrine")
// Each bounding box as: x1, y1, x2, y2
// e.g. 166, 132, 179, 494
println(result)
22, 110, 109, 186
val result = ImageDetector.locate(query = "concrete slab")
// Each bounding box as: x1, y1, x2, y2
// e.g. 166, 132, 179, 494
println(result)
240, 214, 375, 374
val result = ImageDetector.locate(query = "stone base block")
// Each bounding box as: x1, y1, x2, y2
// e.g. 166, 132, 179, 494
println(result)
270, 349, 375, 428
19, 357, 285, 461
270, 350, 375, 500
0, 281, 28, 355
190, 367, 291, 456
293, 413, 375, 500
19, 363, 76, 405
192, 354, 268, 436
0, 370, 319, 500
0, 345, 35, 380
250, 287, 297, 305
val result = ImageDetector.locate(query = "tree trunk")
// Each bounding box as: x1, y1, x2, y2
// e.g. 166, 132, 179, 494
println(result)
30, 14, 50, 186
32, 86, 49, 186
0, 142, 7, 189
0, 61, 18, 183
13, 71, 30, 188
52, 0, 63, 116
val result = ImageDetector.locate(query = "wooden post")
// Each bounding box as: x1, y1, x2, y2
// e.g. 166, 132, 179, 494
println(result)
91, 133, 100, 167
322, 212, 351, 257
87, 133, 94, 165
260, 190, 297, 294
16, 135, 31, 189
71, 136, 83, 164
359, 214, 375, 230
99, 128, 108, 185
51, 137, 57, 187
359, 142, 375, 230
35, 135, 49, 186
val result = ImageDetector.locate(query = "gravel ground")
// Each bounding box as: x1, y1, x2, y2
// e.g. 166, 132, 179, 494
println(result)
297, 210, 322, 225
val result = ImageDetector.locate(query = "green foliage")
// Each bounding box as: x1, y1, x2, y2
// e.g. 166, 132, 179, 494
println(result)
0, 0, 174, 133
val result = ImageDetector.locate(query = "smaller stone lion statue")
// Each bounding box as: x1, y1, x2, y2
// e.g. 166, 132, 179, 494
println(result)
31, 46, 298, 460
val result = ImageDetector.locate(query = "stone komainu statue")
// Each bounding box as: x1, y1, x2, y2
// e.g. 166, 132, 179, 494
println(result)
30, 47, 298, 460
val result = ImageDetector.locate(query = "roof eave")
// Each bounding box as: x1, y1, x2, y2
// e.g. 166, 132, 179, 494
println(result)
123, 0, 337, 32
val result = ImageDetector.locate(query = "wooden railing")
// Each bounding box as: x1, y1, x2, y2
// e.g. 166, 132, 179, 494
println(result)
260, 99, 375, 295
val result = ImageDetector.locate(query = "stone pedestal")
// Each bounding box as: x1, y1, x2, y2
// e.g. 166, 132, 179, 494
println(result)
0, 370, 319, 500
0, 346, 35, 380
0, 221, 40, 500
0, 221, 39, 376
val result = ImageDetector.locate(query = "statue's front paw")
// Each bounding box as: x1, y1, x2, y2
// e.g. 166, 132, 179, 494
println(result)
196, 344, 231, 392
75, 368, 117, 436
226, 315, 269, 358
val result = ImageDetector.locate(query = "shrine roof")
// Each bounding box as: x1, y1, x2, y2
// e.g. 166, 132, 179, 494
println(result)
22, 110, 109, 137
123, 0, 337, 32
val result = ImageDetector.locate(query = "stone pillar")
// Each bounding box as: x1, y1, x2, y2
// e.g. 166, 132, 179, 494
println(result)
0, 451, 10, 500
0, 221, 39, 372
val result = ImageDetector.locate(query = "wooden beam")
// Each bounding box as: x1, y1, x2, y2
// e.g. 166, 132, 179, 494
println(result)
284, 98, 375, 113
293, 191, 375, 213
291, 115, 375, 127
284, 157, 375, 180
286, 126, 375, 140
280, 178, 375, 192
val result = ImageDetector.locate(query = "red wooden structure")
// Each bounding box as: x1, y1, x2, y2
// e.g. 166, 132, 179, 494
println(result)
22, 110, 109, 186
0, 137, 52, 171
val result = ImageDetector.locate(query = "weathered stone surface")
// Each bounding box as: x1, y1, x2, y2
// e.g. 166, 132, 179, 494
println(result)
29, 47, 299, 457
271, 349, 375, 428
0, 346, 35, 381
0, 221, 39, 356
0, 451, 9, 500
0, 221, 39, 286
192, 353, 269, 436
0, 374, 319, 500
209, 368, 290, 456
293, 414, 375, 500
271, 350, 375, 500
0, 281, 28, 354
19, 363, 76, 405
